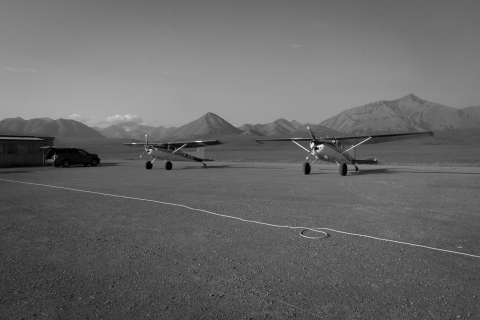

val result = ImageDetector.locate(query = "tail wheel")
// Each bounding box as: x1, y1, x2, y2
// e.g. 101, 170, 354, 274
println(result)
302, 162, 311, 175
165, 161, 172, 170
339, 163, 347, 176
62, 160, 70, 168
145, 161, 153, 170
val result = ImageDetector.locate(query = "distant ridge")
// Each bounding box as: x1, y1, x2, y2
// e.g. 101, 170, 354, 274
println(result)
238, 119, 344, 138
160, 112, 243, 140
94, 122, 178, 140
0, 118, 105, 138
239, 118, 303, 136
320, 94, 480, 134
290, 125, 344, 138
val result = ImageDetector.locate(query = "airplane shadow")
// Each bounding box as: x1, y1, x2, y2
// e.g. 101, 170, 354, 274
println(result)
63, 162, 124, 168
397, 170, 480, 175
307, 171, 328, 175
349, 168, 393, 176
180, 165, 234, 170
350, 168, 480, 176
306, 168, 393, 176
180, 165, 286, 170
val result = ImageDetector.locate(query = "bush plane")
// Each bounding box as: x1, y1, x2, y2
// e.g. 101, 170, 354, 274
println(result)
124, 135, 223, 170
256, 127, 434, 176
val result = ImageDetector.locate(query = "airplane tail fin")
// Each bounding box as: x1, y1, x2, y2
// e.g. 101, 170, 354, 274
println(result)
185, 147, 216, 161
193, 147, 205, 159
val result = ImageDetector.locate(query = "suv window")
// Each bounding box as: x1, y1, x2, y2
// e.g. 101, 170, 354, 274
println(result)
77, 149, 87, 155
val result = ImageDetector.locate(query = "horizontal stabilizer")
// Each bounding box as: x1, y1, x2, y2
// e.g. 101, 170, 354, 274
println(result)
354, 158, 378, 165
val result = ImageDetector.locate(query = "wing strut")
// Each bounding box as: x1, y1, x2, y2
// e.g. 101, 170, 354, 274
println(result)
172, 144, 187, 154
292, 140, 311, 153
163, 143, 188, 161
334, 137, 372, 159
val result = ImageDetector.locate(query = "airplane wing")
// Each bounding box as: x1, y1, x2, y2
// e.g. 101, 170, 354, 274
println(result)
334, 131, 434, 144
123, 142, 147, 147
256, 131, 434, 144
255, 138, 312, 144
124, 140, 224, 148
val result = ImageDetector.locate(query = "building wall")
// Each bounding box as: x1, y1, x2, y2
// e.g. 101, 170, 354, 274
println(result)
0, 137, 55, 167
0, 154, 45, 167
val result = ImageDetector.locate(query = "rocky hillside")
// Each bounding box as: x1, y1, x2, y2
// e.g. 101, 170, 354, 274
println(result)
320, 94, 480, 134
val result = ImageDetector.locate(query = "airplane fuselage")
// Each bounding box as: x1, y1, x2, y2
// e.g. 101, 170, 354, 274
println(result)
311, 141, 354, 164
148, 147, 207, 162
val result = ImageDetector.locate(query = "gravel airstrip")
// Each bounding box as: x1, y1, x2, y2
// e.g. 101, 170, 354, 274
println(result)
1, 161, 480, 319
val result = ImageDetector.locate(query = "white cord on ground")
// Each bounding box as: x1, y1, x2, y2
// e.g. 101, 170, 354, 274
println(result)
1, 178, 479, 259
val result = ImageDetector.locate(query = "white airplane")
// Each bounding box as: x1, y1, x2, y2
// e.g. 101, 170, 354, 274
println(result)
256, 127, 434, 176
124, 135, 223, 170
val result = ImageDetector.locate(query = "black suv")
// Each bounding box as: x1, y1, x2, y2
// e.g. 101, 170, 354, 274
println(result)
42, 147, 101, 167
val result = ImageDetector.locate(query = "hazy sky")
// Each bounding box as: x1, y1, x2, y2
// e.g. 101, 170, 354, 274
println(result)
1, 0, 479, 127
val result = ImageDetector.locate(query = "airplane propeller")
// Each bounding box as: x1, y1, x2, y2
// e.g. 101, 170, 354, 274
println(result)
306, 126, 322, 160
140, 134, 150, 158
307, 126, 317, 141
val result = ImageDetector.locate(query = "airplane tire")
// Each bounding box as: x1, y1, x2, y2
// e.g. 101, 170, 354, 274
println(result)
165, 161, 172, 170
145, 161, 153, 170
339, 163, 347, 176
302, 162, 311, 175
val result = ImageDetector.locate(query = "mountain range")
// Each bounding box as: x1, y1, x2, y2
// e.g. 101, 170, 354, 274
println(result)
2, 94, 480, 140
0, 117, 104, 138
320, 94, 480, 134
92, 122, 176, 140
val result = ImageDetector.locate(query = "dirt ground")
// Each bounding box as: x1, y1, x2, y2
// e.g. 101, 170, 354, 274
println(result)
1, 161, 480, 319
